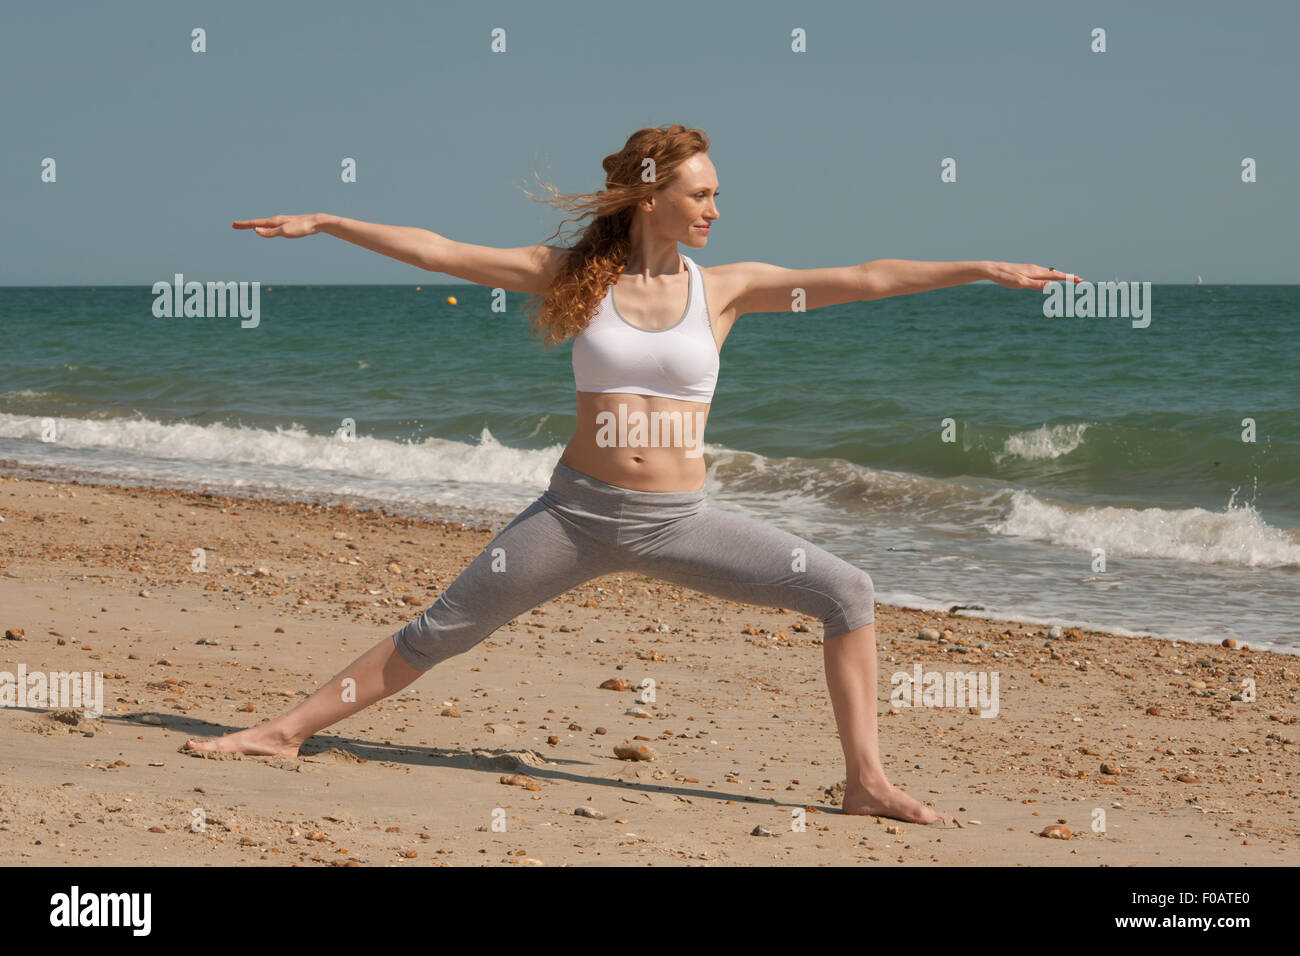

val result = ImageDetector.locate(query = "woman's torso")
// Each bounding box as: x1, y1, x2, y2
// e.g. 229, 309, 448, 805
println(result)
560, 254, 728, 492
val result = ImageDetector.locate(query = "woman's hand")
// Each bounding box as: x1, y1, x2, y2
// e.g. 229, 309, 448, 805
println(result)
232, 214, 329, 238
985, 261, 1082, 290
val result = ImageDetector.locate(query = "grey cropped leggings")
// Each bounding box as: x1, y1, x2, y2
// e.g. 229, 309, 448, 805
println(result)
392, 461, 875, 671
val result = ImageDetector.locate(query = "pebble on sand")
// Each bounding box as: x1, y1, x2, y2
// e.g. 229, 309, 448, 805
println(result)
614, 741, 658, 761
574, 807, 606, 820
500, 774, 541, 791
751, 825, 775, 837
599, 678, 631, 691
1039, 825, 1072, 840
4, 628, 24, 641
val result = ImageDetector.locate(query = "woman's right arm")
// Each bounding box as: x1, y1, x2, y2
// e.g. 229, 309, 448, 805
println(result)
232, 213, 569, 294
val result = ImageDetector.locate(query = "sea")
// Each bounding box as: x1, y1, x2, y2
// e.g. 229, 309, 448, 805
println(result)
1, 280, 1297, 653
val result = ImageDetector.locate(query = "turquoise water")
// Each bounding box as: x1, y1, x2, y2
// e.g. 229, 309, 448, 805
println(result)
2, 281, 1297, 651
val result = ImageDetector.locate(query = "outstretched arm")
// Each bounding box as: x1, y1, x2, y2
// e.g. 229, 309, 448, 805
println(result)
231, 213, 569, 294
724, 259, 1082, 318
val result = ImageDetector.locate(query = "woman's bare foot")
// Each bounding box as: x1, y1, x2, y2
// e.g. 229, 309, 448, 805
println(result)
842, 777, 954, 824
185, 722, 301, 757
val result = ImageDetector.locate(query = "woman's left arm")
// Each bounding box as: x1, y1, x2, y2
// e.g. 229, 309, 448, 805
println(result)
862, 259, 1080, 298
724, 259, 1082, 318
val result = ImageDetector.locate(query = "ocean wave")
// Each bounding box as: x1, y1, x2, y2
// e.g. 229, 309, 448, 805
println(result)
987, 488, 1300, 569
0, 413, 564, 488
993, 422, 1090, 463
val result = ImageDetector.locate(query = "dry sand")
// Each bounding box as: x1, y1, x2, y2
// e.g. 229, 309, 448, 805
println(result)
1, 474, 1296, 866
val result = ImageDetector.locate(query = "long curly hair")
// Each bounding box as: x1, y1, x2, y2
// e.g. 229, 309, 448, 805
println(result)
520, 124, 710, 348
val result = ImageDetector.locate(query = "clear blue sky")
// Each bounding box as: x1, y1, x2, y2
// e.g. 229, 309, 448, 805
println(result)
2, 0, 1296, 285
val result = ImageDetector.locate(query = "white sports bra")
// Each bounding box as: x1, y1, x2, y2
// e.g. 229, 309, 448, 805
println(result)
571, 254, 720, 403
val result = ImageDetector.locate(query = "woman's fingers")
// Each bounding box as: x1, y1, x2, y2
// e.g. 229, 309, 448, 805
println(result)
232, 216, 285, 230
991, 262, 1082, 290
232, 214, 315, 238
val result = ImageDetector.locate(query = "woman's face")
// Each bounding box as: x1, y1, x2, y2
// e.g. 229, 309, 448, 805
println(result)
645, 151, 720, 248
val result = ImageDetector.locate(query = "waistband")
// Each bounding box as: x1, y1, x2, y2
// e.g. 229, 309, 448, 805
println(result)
550, 461, 707, 505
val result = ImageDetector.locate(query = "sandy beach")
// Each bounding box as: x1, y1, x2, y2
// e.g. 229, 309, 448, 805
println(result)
1, 472, 1296, 866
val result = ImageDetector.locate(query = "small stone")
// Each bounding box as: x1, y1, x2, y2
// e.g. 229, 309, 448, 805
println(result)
1048, 626, 1063, 639
1145, 705, 1163, 716
138, 715, 163, 725
625, 706, 649, 717
1040, 825, 1072, 840
254, 568, 271, 578
4, 628, 25, 641
1222, 637, 1237, 649
500, 774, 541, 791
594, 727, 607, 735
751, 825, 775, 837
196, 637, 219, 645
599, 678, 631, 691
613, 741, 657, 761
1100, 763, 1120, 775
917, 628, 940, 641
574, 807, 605, 820
388, 563, 402, 575
547, 735, 559, 746
439, 705, 460, 717
1175, 773, 1200, 784
886, 825, 906, 835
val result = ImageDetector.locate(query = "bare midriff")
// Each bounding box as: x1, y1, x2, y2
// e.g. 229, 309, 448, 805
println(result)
559, 390, 712, 492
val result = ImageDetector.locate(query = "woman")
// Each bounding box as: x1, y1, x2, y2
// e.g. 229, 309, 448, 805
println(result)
188, 125, 1074, 825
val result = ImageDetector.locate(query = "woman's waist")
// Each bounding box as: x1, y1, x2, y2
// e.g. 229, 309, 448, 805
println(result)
556, 442, 707, 497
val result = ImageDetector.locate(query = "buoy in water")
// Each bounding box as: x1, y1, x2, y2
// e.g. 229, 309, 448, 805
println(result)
446, 296, 457, 305
415, 286, 421, 291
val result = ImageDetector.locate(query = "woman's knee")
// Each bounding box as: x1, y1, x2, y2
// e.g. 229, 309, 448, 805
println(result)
820, 565, 875, 638
391, 595, 497, 671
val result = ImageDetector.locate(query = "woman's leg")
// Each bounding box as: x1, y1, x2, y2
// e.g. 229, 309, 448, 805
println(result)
186, 632, 423, 756
186, 494, 614, 756
631, 504, 953, 824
